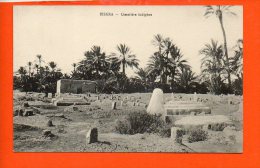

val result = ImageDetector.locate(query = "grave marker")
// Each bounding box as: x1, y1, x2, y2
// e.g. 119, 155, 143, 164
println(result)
48, 93, 52, 98
111, 101, 117, 110
86, 128, 98, 144
147, 88, 164, 115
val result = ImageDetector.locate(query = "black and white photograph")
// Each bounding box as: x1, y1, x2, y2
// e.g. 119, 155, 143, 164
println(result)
13, 5, 243, 152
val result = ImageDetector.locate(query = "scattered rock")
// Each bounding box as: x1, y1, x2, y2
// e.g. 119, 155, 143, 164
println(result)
18, 109, 24, 116
72, 106, 78, 111
24, 109, 34, 116
55, 113, 65, 118
86, 128, 98, 144
42, 130, 54, 138
23, 102, 30, 108
14, 110, 19, 116
47, 120, 54, 127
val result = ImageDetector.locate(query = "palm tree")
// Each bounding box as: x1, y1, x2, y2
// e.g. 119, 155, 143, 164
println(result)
135, 68, 148, 82
27, 61, 32, 77
110, 44, 139, 76
148, 35, 190, 90
152, 34, 164, 54
18, 66, 27, 76
176, 67, 197, 93
17, 66, 29, 92
72, 63, 77, 72
34, 64, 39, 75
165, 43, 190, 88
147, 52, 164, 82
36, 54, 43, 68
200, 40, 225, 94
231, 39, 243, 79
204, 5, 236, 91
151, 34, 166, 83
135, 68, 149, 91
48, 61, 57, 72
83, 46, 108, 79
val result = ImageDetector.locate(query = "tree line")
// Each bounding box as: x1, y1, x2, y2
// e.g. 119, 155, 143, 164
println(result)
13, 5, 243, 95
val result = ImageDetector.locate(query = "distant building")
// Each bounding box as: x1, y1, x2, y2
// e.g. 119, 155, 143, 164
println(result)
56, 79, 96, 94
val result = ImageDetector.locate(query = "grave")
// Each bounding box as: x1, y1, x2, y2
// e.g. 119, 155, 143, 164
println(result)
48, 93, 52, 98
164, 100, 211, 118
174, 115, 232, 128
86, 128, 98, 144
147, 88, 164, 115
111, 101, 117, 110
56, 79, 96, 94
53, 95, 90, 106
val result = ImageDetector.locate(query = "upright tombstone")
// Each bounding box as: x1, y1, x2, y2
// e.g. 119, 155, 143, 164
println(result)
193, 92, 197, 101
147, 88, 164, 115
48, 93, 52, 98
227, 94, 231, 113
111, 101, 117, 110
86, 128, 98, 144
132, 102, 135, 106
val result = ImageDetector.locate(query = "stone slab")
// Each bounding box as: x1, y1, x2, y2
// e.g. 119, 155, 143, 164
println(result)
175, 115, 231, 126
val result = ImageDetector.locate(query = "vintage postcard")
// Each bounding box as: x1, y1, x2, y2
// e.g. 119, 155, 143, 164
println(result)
13, 5, 243, 153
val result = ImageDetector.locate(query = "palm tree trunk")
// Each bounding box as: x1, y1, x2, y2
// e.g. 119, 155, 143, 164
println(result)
29, 67, 31, 77
96, 68, 99, 78
171, 67, 176, 92
122, 59, 126, 76
219, 15, 232, 92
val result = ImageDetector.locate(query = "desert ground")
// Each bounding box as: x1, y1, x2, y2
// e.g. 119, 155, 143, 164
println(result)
13, 90, 243, 153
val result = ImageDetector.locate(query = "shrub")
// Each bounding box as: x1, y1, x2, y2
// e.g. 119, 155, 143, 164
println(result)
158, 127, 171, 138
209, 123, 227, 131
176, 129, 186, 143
115, 112, 167, 135
188, 129, 208, 143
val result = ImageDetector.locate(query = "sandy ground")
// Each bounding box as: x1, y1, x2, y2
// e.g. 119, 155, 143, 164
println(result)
13, 91, 243, 153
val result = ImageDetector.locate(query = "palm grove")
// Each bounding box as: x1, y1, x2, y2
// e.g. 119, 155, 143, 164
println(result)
13, 6, 243, 95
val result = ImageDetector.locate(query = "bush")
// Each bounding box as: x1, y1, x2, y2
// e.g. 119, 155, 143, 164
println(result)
209, 123, 227, 131
115, 112, 168, 135
158, 127, 171, 138
176, 129, 186, 143
188, 129, 208, 143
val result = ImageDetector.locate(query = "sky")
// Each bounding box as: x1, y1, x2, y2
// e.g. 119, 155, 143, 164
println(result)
14, 5, 243, 77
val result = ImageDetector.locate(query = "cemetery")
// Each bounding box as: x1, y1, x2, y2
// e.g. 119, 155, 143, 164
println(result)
13, 88, 243, 152
12, 5, 243, 153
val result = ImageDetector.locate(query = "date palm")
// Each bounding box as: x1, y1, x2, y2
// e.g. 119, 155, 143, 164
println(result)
36, 54, 42, 67
84, 46, 108, 79
27, 61, 32, 77
152, 34, 164, 54
48, 61, 57, 72
231, 39, 243, 79
177, 67, 197, 92
204, 5, 236, 91
151, 34, 166, 84
200, 40, 225, 94
166, 45, 190, 89
110, 44, 139, 76
147, 52, 164, 82
72, 63, 77, 72
18, 66, 27, 76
